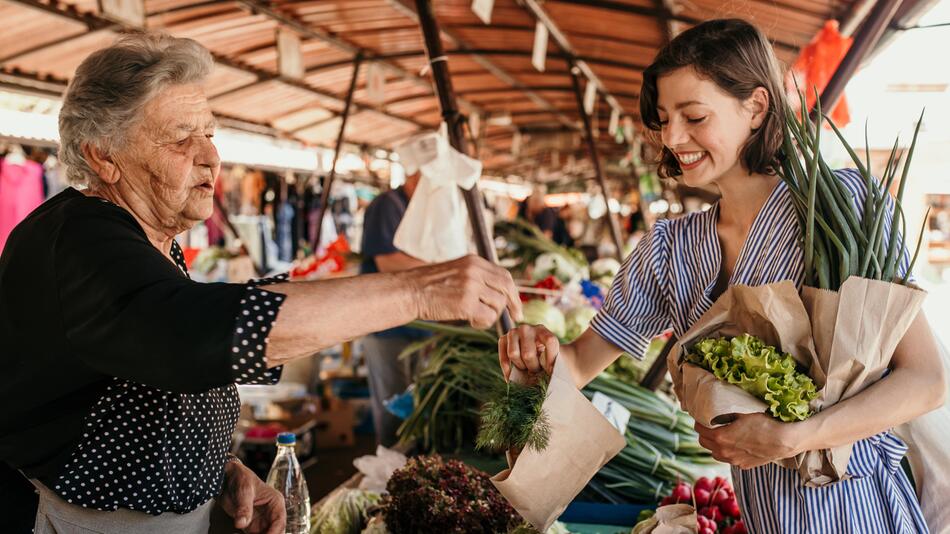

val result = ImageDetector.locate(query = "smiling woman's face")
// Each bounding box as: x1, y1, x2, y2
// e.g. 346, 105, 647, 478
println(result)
656, 67, 762, 188
113, 82, 220, 231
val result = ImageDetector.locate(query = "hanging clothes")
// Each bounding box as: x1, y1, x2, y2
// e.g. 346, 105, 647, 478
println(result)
0, 157, 45, 253
276, 201, 294, 262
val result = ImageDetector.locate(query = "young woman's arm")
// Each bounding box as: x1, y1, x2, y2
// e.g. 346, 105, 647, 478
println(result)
696, 310, 947, 469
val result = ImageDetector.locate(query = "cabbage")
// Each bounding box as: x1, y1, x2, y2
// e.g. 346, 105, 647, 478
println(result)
590, 257, 621, 281
312, 489, 381, 534
685, 334, 818, 422
532, 252, 587, 284
564, 305, 597, 342
521, 300, 566, 340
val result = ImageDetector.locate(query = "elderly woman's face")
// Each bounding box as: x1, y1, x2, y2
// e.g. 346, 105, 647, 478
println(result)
115, 83, 220, 230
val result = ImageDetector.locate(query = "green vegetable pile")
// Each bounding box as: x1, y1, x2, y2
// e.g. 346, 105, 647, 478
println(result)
382, 455, 522, 534
495, 218, 588, 282
310, 489, 380, 534
583, 374, 717, 504
476, 378, 551, 453
778, 91, 927, 290
685, 334, 819, 422
522, 300, 566, 340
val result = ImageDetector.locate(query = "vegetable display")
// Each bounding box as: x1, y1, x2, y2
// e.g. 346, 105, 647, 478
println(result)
778, 91, 927, 290
495, 219, 588, 283
522, 300, 567, 340
310, 489, 381, 534
685, 334, 818, 422
397, 323, 719, 506
651, 477, 745, 534
382, 455, 522, 534
583, 375, 718, 504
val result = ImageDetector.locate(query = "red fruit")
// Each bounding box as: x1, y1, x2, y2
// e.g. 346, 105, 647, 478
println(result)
732, 520, 747, 534
713, 476, 730, 490
720, 498, 742, 518
700, 506, 723, 523
660, 496, 675, 506
671, 482, 692, 502
694, 488, 712, 507
694, 476, 714, 493
699, 528, 715, 534
697, 516, 714, 529
712, 488, 732, 506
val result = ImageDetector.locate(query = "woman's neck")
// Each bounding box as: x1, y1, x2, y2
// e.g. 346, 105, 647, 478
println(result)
716, 171, 780, 230
82, 187, 177, 257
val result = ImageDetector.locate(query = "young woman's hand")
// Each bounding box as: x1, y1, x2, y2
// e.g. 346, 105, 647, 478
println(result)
694, 413, 804, 469
498, 324, 560, 380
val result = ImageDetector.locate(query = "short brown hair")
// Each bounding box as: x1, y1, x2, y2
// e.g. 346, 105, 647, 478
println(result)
639, 19, 787, 179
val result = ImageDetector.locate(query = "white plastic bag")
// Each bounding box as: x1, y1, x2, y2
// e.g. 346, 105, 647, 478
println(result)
393, 131, 482, 263
894, 330, 950, 534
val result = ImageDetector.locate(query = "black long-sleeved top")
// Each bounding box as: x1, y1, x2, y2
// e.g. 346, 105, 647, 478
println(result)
0, 188, 285, 522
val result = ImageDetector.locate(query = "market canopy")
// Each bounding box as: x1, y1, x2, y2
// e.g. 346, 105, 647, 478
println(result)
0, 0, 931, 178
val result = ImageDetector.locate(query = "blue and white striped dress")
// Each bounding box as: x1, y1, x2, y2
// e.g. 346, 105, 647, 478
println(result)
589, 168, 928, 533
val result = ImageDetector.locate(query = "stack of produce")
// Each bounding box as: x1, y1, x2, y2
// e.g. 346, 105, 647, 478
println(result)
381, 455, 522, 534
310, 489, 381, 534
639, 477, 745, 534
495, 219, 588, 283
583, 374, 718, 504
397, 323, 718, 506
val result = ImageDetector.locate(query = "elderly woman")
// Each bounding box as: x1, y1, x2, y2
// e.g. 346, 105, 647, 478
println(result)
0, 34, 521, 533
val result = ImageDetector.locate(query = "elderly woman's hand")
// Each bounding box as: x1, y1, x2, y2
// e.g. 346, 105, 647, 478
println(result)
694, 413, 805, 469
406, 255, 523, 329
220, 460, 285, 534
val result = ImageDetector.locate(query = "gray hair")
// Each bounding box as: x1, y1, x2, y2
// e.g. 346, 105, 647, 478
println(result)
59, 32, 214, 188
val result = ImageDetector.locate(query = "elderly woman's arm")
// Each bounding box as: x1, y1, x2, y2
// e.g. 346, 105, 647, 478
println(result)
55, 203, 519, 393
260, 256, 521, 367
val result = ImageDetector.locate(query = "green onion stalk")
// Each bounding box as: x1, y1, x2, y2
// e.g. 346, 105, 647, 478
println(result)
777, 89, 928, 290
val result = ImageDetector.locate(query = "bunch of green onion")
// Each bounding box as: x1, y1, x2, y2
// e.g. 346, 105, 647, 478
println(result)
777, 90, 928, 290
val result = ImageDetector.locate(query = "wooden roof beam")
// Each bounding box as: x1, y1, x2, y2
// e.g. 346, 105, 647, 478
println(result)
550, 0, 800, 53
387, 0, 579, 131
234, 0, 497, 130
519, 0, 629, 126
3, 0, 436, 136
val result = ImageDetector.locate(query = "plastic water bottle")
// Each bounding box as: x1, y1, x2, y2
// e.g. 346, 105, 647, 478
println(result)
265, 432, 311, 534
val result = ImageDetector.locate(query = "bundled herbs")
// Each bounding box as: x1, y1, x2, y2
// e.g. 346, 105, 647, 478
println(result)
382, 455, 522, 534
476, 377, 551, 453
685, 334, 819, 422
778, 91, 927, 289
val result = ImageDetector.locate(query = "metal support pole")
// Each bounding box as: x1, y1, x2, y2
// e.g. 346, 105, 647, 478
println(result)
813, 0, 904, 117
569, 64, 624, 262
312, 52, 363, 251
640, 334, 676, 391
415, 0, 513, 333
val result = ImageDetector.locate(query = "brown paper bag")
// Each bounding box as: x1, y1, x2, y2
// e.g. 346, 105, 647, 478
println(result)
491, 356, 626, 532
669, 277, 926, 487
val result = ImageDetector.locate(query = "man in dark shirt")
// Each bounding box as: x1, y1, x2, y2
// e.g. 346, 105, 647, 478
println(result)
358, 171, 430, 446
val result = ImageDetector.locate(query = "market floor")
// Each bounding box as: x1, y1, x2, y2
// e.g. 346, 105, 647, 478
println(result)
209, 433, 377, 533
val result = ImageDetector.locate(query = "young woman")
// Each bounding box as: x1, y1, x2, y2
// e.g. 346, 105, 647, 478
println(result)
498, 19, 945, 533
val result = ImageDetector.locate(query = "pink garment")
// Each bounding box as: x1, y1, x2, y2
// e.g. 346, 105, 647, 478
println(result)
0, 159, 45, 253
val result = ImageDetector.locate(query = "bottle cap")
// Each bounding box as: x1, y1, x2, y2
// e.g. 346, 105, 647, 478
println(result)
276, 432, 296, 445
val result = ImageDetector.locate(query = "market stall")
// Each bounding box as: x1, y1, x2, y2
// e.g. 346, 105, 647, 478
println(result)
2, 0, 948, 533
